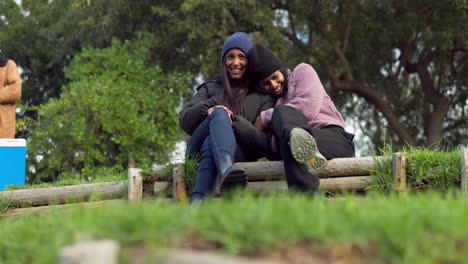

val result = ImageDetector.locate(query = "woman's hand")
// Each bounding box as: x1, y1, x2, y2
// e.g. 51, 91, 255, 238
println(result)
208, 105, 233, 121
254, 116, 264, 130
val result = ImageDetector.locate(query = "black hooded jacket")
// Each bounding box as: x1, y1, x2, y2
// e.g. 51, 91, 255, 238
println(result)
179, 75, 275, 160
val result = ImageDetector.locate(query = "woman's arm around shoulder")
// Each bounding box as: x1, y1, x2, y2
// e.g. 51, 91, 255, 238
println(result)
259, 93, 275, 112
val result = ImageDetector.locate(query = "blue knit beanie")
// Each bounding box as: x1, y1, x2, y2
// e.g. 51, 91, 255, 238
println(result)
221, 32, 253, 64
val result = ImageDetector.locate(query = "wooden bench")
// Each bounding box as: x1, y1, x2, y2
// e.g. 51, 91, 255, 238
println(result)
168, 155, 406, 201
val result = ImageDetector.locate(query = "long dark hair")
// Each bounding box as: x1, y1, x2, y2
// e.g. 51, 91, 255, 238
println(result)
0, 58, 7, 67
220, 64, 250, 115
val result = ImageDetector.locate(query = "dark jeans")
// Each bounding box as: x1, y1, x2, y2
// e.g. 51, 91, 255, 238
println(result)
187, 109, 247, 199
271, 105, 355, 193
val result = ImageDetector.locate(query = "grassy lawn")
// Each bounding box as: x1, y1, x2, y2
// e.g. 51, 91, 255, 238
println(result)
0, 147, 465, 263
0, 192, 467, 264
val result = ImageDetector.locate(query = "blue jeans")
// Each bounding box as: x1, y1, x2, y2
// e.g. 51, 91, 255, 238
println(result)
187, 109, 246, 199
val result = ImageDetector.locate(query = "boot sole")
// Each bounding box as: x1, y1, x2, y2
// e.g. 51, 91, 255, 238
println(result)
290, 128, 327, 175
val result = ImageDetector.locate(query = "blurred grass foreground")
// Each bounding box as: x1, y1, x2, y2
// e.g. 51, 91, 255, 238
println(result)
0, 192, 467, 264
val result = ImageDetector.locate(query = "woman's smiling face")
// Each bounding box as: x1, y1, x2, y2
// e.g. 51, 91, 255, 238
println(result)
225, 49, 248, 80
259, 70, 285, 96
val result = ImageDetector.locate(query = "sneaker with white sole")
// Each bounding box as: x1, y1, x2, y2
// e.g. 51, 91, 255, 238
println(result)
289, 128, 327, 175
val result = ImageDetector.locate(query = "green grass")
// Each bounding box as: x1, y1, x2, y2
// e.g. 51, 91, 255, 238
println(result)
3, 167, 128, 191
141, 155, 199, 189
0, 192, 467, 264
182, 156, 199, 189
0, 196, 17, 213
405, 147, 461, 191
1, 146, 464, 262
369, 146, 462, 194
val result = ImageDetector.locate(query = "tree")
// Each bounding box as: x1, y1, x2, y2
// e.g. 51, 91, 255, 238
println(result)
4, 0, 466, 154
0, 0, 145, 106
27, 38, 190, 182
1, 0, 78, 105
270, 0, 468, 150
71, 0, 468, 151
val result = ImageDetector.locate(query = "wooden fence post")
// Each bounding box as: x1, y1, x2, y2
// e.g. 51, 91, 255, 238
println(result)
392, 153, 407, 192
462, 149, 468, 198
128, 168, 143, 201
172, 166, 187, 203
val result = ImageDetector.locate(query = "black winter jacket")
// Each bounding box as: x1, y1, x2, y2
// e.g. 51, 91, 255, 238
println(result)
179, 75, 275, 160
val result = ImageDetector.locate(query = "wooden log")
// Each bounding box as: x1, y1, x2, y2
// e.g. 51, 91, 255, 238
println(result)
245, 176, 370, 193
237, 156, 380, 181
172, 166, 188, 203
462, 149, 468, 198
0, 181, 126, 206
2, 200, 123, 218
392, 153, 407, 192
320, 176, 370, 192
128, 168, 143, 201
154, 182, 171, 195
58, 239, 120, 264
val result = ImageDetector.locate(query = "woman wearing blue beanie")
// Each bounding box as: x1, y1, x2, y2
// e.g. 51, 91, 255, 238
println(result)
179, 32, 274, 203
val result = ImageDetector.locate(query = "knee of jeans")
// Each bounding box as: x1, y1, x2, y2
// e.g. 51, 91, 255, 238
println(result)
276, 104, 292, 111
200, 137, 213, 158
272, 105, 289, 126
210, 108, 229, 119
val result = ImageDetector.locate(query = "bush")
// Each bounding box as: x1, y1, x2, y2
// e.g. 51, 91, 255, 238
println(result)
27, 38, 191, 182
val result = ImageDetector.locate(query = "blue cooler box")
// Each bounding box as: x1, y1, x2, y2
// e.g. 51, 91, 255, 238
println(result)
0, 139, 27, 190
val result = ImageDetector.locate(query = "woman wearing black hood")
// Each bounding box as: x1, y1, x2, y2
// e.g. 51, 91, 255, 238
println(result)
237, 44, 355, 194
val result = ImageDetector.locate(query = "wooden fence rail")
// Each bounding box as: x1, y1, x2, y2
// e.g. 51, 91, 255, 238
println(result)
151, 156, 381, 182
237, 156, 381, 181
171, 156, 382, 198
2, 150, 467, 209
0, 155, 391, 207
246, 176, 370, 193
0, 181, 128, 207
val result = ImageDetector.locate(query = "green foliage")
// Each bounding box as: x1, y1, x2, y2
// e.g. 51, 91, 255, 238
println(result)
142, 157, 198, 189
152, 163, 178, 182
369, 145, 462, 193
0, 193, 467, 263
27, 39, 191, 182
3, 0, 467, 153
64, 0, 286, 102
405, 147, 461, 191
0, 0, 86, 105
183, 155, 199, 189
0, 196, 17, 213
